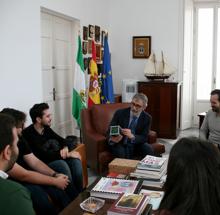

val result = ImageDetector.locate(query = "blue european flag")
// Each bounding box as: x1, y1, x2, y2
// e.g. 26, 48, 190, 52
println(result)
101, 36, 114, 103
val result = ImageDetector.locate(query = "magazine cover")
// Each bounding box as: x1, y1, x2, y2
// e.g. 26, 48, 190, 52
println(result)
139, 155, 167, 169
140, 189, 164, 210
92, 177, 139, 194
107, 193, 150, 215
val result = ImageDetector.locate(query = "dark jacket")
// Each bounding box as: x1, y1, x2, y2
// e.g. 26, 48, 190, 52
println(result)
108, 107, 152, 145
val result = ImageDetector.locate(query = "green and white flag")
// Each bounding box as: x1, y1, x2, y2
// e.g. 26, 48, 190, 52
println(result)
72, 36, 86, 127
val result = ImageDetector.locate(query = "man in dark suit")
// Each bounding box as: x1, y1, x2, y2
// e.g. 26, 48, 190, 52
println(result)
108, 93, 154, 159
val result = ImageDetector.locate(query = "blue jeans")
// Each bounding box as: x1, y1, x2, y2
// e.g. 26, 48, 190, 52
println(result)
23, 183, 71, 215
109, 142, 154, 159
49, 158, 83, 196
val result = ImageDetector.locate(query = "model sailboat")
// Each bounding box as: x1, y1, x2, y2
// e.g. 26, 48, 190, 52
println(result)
144, 51, 176, 81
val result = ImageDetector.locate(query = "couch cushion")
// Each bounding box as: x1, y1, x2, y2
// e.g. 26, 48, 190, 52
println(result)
91, 103, 130, 135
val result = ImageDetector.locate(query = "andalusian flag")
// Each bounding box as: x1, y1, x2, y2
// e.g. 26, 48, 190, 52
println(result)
88, 40, 100, 107
72, 36, 86, 127
101, 36, 114, 103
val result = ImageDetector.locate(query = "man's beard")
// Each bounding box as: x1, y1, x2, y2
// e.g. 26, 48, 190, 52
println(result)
6, 151, 18, 172
212, 106, 220, 113
41, 121, 51, 127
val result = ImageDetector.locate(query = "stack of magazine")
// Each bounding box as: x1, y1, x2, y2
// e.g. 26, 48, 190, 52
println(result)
107, 193, 151, 215
130, 155, 167, 188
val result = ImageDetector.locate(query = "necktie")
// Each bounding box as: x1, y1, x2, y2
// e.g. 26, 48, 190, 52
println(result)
129, 116, 137, 134
124, 116, 137, 145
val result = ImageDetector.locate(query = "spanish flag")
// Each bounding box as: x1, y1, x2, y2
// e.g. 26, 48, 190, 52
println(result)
88, 40, 100, 107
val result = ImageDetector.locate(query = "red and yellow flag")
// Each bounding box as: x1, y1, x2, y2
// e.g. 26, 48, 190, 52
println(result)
88, 40, 100, 107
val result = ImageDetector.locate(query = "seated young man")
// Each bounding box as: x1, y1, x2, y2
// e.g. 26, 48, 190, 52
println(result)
108, 93, 154, 159
23, 103, 83, 194
0, 113, 35, 215
1, 108, 78, 215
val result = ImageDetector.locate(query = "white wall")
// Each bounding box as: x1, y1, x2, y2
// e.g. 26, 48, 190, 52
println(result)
0, 0, 184, 123
0, 0, 109, 123
0, 0, 42, 115
108, 0, 183, 93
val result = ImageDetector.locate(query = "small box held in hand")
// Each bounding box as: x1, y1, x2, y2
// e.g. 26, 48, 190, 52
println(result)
110, 125, 121, 136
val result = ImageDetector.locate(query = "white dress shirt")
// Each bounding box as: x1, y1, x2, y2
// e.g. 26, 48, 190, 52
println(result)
0, 170, 8, 179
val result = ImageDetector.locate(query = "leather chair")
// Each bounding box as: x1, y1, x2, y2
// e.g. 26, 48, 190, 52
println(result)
81, 103, 165, 174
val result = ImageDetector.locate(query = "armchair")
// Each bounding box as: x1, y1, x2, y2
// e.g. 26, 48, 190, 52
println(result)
81, 103, 165, 174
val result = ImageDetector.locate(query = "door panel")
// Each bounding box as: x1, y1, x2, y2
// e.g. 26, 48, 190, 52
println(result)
41, 12, 74, 136
193, 5, 218, 125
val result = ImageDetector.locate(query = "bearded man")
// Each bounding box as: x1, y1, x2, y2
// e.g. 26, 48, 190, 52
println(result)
108, 93, 154, 159
200, 89, 220, 148
0, 113, 35, 215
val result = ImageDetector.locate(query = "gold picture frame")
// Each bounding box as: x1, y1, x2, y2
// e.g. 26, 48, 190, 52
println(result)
132, 36, 151, 58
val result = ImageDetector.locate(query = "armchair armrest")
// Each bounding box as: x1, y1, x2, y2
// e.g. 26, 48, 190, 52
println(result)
83, 131, 107, 171
148, 130, 157, 144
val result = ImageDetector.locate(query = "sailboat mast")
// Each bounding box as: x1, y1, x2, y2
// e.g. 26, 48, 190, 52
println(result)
161, 51, 165, 70
153, 53, 156, 74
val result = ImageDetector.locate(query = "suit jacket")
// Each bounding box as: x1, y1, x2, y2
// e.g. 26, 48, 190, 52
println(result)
108, 107, 152, 144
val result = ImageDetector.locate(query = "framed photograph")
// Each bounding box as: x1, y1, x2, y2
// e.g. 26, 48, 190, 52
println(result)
82, 41, 88, 55
87, 57, 91, 74
132, 36, 151, 58
83, 26, 88, 40
95, 25, 100, 42
88, 40, 92, 54
88, 25, 94, 39
96, 44, 101, 62
101, 31, 106, 47
83, 58, 89, 70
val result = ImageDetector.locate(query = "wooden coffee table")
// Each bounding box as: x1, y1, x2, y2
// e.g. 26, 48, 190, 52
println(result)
59, 178, 115, 215
59, 178, 153, 215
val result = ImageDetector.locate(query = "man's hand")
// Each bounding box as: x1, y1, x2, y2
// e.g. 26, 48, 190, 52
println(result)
121, 128, 134, 139
67, 151, 81, 160
55, 173, 68, 178
110, 134, 123, 143
60, 146, 69, 159
53, 174, 70, 190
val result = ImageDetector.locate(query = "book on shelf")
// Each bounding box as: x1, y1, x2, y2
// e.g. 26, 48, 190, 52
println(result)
140, 189, 164, 210
107, 193, 151, 215
90, 177, 142, 199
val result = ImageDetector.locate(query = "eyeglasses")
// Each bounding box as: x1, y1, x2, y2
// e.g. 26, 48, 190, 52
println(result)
131, 102, 143, 108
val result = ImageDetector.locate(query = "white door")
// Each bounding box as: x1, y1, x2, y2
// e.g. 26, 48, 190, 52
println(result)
181, 0, 193, 130
41, 12, 76, 136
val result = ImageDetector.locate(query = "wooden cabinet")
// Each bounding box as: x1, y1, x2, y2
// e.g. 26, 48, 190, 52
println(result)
114, 94, 122, 103
138, 81, 181, 139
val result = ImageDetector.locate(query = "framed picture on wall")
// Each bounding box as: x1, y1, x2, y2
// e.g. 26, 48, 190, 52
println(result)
95, 25, 100, 42
84, 57, 89, 70
101, 31, 105, 47
96, 44, 101, 62
88, 25, 94, 39
83, 26, 88, 40
82, 41, 88, 55
88, 39, 92, 54
132, 36, 151, 58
